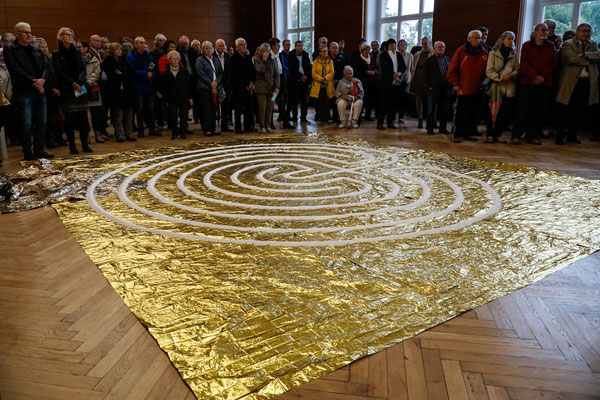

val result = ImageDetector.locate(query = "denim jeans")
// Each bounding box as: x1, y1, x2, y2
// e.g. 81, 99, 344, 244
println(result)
15, 91, 47, 155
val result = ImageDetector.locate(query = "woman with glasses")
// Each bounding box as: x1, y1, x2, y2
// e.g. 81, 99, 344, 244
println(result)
310, 45, 335, 124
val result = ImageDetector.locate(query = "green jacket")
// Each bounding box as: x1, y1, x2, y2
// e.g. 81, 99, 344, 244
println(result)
556, 39, 600, 105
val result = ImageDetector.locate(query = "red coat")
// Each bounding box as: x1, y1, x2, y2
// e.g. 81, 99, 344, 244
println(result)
518, 40, 556, 86
447, 43, 488, 95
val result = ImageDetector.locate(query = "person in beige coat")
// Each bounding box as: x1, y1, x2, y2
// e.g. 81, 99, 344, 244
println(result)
484, 31, 519, 142
555, 23, 600, 144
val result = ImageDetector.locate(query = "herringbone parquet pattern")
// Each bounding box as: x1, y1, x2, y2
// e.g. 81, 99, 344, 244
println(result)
1, 119, 599, 399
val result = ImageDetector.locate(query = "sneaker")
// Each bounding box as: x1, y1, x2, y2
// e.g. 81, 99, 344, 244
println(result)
338, 122, 345, 129
260, 128, 268, 133
496, 137, 507, 143
486, 136, 495, 143
352, 122, 359, 129
266, 128, 274, 133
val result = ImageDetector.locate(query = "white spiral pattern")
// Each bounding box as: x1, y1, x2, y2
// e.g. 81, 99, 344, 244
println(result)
87, 143, 502, 246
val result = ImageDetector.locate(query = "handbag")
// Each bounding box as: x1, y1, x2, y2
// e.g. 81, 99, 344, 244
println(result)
86, 83, 100, 101
479, 77, 493, 92
216, 84, 227, 103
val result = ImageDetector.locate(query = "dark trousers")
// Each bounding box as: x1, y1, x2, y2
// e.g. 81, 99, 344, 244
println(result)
486, 96, 514, 138
233, 88, 254, 132
199, 89, 218, 133
454, 94, 481, 138
154, 94, 164, 127
168, 101, 189, 134
289, 81, 309, 121
90, 105, 107, 134
64, 110, 90, 148
425, 89, 451, 132
316, 87, 329, 123
274, 90, 289, 125
512, 85, 551, 140
220, 93, 231, 128
135, 92, 155, 134
397, 81, 408, 120
363, 82, 377, 119
556, 78, 590, 140
15, 91, 46, 155
377, 84, 401, 126
0, 104, 20, 146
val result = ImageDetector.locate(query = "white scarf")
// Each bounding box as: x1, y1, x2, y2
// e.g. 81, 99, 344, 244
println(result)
170, 64, 180, 78
360, 53, 371, 65
388, 50, 398, 73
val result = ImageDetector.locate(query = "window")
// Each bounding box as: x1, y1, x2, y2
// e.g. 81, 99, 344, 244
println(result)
285, 0, 314, 54
377, 0, 434, 50
536, 0, 600, 42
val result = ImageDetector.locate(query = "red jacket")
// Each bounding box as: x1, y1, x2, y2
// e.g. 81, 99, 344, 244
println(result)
447, 42, 488, 95
518, 40, 557, 86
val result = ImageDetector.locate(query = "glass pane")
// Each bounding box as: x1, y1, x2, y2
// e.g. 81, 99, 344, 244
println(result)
401, 0, 420, 15
383, 0, 398, 17
579, 1, 600, 42
423, 0, 434, 13
543, 3, 574, 36
300, 0, 311, 28
381, 22, 398, 42
300, 31, 312, 57
290, 0, 299, 29
400, 19, 419, 49
422, 18, 433, 39
289, 32, 299, 47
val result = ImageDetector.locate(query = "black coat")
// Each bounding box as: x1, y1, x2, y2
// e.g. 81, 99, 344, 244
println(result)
213, 51, 231, 89
177, 47, 198, 77
229, 51, 255, 93
4, 41, 49, 94
354, 56, 378, 86
52, 43, 87, 97
379, 50, 406, 88
102, 55, 134, 108
422, 54, 452, 95
331, 53, 346, 82
161, 67, 192, 104
287, 50, 312, 87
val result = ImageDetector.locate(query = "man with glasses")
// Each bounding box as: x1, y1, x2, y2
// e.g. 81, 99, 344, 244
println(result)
4, 21, 53, 160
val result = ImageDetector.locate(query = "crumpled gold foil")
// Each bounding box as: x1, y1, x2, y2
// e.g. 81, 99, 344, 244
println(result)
49, 134, 600, 400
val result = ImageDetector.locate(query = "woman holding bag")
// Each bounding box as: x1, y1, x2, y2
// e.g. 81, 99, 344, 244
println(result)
196, 41, 222, 136
484, 31, 519, 143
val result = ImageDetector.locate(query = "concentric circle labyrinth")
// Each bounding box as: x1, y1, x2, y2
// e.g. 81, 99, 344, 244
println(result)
87, 143, 501, 246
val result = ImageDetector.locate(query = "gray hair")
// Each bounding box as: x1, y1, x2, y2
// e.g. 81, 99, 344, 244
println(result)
330, 41, 339, 48
14, 22, 31, 34
154, 33, 166, 43
493, 31, 515, 51
543, 19, 557, 28
134, 36, 145, 46
433, 41, 446, 47
121, 42, 133, 55
167, 50, 180, 60
254, 42, 270, 57
577, 22, 594, 32
201, 40, 213, 52
1, 32, 15, 43
467, 30, 482, 39
343, 65, 353, 74
235, 37, 245, 47
191, 39, 201, 46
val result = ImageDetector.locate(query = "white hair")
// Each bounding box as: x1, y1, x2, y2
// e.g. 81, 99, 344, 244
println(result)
134, 36, 145, 45
330, 41, 339, 48
191, 39, 201, 46
235, 37, 245, 47
468, 30, 482, 39
343, 65, 353, 74
201, 40, 213, 52
434, 41, 445, 47
167, 50, 180, 60
14, 22, 31, 34
154, 33, 166, 43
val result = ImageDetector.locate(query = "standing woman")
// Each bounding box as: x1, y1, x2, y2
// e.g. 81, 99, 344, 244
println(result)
354, 43, 378, 121
310, 46, 334, 123
52, 27, 92, 154
254, 43, 279, 133
485, 31, 519, 143
196, 40, 222, 136
102, 42, 136, 142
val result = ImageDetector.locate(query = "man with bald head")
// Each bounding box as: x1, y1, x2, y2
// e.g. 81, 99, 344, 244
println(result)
214, 38, 233, 131
87, 34, 109, 142
422, 41, 452, 135
177, 35, 199, 126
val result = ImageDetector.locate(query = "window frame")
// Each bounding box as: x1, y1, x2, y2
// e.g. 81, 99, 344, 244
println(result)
283, 0, 315, 52
377, 0, 434, 48
535, 0, 593, 31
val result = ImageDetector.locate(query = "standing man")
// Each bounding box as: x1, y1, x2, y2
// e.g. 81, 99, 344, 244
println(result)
214, 38, 232, 132
229, 38, 255, 133
350, 38, 367, 67
446, 30, 488, 142
555, 23, 600, 144
422, 41, 452, 135
87, 34, 109, 143
377, 38, 406, 130
4, 22, 53, 160
270, 38, 293, 129
312, 36, 328, 61
178, 36, 198, 126
127, 36, 158, 137
397, 39, 413, 123
287, 40, 312, 124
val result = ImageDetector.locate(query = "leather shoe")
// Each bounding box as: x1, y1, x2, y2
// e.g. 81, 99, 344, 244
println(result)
387, 124, 397, 129
464, 136, 478, 141
283, 123, 294, 129
438, 129, 450, 134
377, 124, 385, 130
426, 130, 435, 135
527, 138, 542, 145
567, 137, 581, 144
23, 153, 36, 161
33, 151, 54, 159
221, 127, 234, 132
453, 136, 462, 143
82, 145, 93, 153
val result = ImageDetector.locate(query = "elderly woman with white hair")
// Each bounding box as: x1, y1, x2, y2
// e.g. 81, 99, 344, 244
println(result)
335, 66, 364, 128
254, 43, 279, 133
196, 40, 223, 136
52, 26, 93, 154
162, 50, 192, 140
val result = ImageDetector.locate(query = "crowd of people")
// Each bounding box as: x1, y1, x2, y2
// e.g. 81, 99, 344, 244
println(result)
0, 19, 599, 162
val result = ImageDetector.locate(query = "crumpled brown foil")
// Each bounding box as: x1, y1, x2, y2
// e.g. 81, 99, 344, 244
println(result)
49, 134, 600, 400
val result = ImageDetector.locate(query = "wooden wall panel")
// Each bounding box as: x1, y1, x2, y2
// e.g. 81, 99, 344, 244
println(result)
314, 0, 363, 55
432, 0, 521, 56
0, 0, 271, 52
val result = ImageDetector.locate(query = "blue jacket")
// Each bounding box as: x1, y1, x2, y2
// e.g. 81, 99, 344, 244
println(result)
196, 55, 223, 90
126, 50, 157, 94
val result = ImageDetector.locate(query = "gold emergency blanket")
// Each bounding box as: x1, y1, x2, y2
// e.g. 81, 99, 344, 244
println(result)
51, 134, 600, 400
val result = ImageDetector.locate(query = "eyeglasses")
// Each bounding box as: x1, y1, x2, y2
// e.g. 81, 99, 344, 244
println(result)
18, 31, 33, 35
62, 32, 73, 37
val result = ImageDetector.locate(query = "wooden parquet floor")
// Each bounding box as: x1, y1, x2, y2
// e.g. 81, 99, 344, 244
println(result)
1, 117, 599, 399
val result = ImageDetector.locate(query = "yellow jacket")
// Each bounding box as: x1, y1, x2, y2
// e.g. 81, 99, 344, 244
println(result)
310, 57, 335, 99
